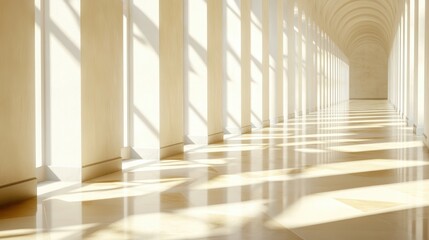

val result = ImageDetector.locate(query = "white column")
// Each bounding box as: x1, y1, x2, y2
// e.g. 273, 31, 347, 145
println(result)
329, 39, 332, 106
305, 16, 315, 113
301, 13, 307, 114
250, 0, 269, 128
0, 0, 36, 205
316, 26, 322, 110
424, 0, 429, 146
308, 21, 317, 112
335, 49, 338, 104
130, 0, 184, 158
321, 31, 328, 108
295, 4, 302, 116
224, 0, 251, 134
45, 0, 82, 179
404, 1, 410, 120
184, 0, 223, 144
81, 0, 123, 179
406, 0, 415, 126
277, 0, 283, 121
268, 0, 284, 124
282, 0, 289, 117
414, 0, 425, 135
45, 0, 123, 181
398, 15, 404, 115
286, 0, 296, 119
35, 0, 43, 172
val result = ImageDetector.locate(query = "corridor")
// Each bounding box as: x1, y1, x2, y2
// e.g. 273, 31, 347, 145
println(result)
1, 100, 429, 240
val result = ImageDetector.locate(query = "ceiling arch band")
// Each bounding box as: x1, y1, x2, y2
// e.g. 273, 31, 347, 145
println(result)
305, 0, 403, 57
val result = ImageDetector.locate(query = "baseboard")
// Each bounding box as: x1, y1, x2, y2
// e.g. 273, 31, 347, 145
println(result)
82, 157, 122, 181
0, 178, 37, 206
270, 116, 284, 125
251, 120, 270, 129
132, 142, 184, 159
36, 166, 47, 183
121, 147, 131, 160
45, 157, 122, 182
46, 166, 82, 181
224, 125, 252, 134
262, 120, 270, 127
185, 132, 224, 145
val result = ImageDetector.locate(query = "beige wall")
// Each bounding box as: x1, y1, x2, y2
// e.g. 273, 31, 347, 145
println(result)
350, 43, 388, 99
81, 0, 123, 168
250, 0, 269, 128
0, 0, 36, 205
223, 0, 251, 134
185, 0, 223, 144
286, 0, 296, 117
207, 0, 224, 138
268, 0, 284, 123
45, 0, 82, 169
159, 0, 184, 148
45, 0, 123, 181
130, 0, 184, 158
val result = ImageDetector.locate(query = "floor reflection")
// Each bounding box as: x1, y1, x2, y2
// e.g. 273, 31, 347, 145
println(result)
1, 100, 429, 240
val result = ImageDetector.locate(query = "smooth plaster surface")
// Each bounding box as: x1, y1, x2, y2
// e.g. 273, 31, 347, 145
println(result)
223, 0, 251, 134
81, 0, 123, 167
44, 0, 123, 180
130, 0, 184, 158
269, 0, 284, 123
306, 0, 402, 99
250, 0, 269, 128
0, 0, 36, 204
184, 0, 223, 144
350, 43, 388, 99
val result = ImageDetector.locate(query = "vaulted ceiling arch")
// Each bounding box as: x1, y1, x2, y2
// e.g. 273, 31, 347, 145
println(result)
306, 0, 403, 57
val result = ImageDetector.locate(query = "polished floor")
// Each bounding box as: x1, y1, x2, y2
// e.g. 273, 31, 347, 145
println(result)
2, 100, 429, 239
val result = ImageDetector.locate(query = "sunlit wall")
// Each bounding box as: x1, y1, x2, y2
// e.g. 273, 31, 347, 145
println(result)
0, 0, 36, 205
286, 0, 349, 115
388, 0, 425, 138
1, 0, 351, 206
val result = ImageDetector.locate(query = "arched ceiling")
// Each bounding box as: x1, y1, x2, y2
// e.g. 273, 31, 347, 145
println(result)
305, 0, 404, 57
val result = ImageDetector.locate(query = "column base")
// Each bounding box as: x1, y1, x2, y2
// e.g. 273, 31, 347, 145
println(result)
185, 132, 224, 145
0, 178, 37, 206
424, 134, 429, 148
82, 158, 122, 181
414, 125, 424, 136
224, 125, 251, 134
252, 120, 270, 129
406, 117, 414, 127
36, 166, 47, 182
121, 147, 132, 160
270, 116, 284, 125
46, 166, 82, 181
46, 157, 122, 182
132, 142, 184, 159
